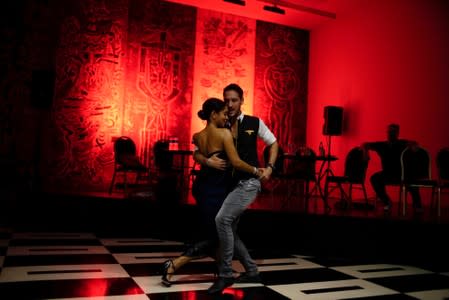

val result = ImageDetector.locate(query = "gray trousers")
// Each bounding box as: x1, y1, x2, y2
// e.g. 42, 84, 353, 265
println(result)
215, 178, 261, 278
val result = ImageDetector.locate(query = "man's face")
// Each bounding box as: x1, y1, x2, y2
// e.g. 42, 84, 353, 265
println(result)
387, 125, 399, 142
224, 90, 243, 119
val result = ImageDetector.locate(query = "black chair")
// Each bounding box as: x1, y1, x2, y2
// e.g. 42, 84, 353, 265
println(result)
285, 147, 327, 211
109, 136, 149, 194
399, 145, 438, 216
435, 147, 449, 217
153, 139, 187, 202
324, 146, 370, 210
189, 160, 201, 189
153, 140, 173, 172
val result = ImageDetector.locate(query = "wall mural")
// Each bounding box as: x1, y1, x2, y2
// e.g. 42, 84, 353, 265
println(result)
2, 0, 308, 194
126, 0, 195, 167
190, 9, 256, 137
50, 0, 128, 190
196, 9, 255, 98
254, 21, 309, 153
192, 9, 256, 137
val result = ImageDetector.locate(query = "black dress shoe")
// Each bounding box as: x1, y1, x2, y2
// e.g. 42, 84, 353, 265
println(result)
234, 272, 262, 283
207, 277, 234, 294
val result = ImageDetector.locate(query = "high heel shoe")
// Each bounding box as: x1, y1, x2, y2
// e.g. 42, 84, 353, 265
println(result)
161, 259, 175, 287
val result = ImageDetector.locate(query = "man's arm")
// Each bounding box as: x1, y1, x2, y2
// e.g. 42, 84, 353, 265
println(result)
265, 141, 279, 167
259, 141, 278, 181
191, 133, 227, 170
193, 150, 227, 170
257, 118, 278, 181
405, 139, 419, 148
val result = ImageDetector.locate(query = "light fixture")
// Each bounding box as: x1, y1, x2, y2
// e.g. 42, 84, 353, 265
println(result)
257, 0, 335, 19
263, 4, 285, 14
223, 0, 246, 6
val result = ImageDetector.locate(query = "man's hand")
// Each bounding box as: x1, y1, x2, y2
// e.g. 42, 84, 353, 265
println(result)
207, 153, 227, 170
257, 167, 272, 181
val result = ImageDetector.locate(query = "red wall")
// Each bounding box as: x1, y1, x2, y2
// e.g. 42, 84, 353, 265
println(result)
307, 0, 449, 198
41, 0, 309, 193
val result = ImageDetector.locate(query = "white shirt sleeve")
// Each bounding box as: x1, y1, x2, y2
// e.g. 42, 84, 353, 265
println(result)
258, 118, 277, 145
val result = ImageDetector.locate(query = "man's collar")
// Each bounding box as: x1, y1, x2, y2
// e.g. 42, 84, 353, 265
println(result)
230, 113, 244, 127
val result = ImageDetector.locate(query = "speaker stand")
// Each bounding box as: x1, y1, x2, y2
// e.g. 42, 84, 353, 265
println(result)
319, 135, 336, 212
324, 135, 334, 177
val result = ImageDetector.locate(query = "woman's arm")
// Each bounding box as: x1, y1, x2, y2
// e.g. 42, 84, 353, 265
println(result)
222, 129, 258, 175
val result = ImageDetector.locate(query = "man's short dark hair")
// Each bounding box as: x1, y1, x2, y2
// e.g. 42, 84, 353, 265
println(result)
223, 83, 244, 99
388, 123, 399, 130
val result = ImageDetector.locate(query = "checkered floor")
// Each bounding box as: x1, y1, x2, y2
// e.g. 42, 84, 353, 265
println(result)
1, 229, 449, 299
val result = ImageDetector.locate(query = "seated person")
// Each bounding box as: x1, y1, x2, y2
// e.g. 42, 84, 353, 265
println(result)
362, 123, 421, 212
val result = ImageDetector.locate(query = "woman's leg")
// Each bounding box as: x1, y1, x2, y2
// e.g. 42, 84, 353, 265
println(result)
162, 238, 217, 282
163, 182, 224, 287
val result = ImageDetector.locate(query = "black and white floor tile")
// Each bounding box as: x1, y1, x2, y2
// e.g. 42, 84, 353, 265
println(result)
1, 230, 449, 299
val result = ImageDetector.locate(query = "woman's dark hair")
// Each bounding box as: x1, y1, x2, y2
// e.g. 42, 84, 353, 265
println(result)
197, 97, 226, 121
223, 83, 244, 99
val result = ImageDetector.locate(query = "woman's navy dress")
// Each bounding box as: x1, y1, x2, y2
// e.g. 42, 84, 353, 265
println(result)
186, 150, 231, 257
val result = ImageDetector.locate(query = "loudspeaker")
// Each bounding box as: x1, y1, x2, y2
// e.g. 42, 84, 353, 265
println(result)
31, 69, 55, 109
323, 106, 343, 136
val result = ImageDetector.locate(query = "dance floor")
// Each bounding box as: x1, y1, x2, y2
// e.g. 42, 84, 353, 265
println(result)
1, 189, 449, 299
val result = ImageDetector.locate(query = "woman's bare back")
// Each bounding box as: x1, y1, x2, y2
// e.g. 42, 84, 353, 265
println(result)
193, 127, 227, 156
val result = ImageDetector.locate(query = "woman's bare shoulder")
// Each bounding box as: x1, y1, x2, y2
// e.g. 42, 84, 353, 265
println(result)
215, 127, 229, 133
192, 130, 205, 143
193, 129, 207, 137
217, 128, 232, 138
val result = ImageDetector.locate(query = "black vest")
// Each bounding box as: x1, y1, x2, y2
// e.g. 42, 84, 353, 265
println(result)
233, 115, 260, 181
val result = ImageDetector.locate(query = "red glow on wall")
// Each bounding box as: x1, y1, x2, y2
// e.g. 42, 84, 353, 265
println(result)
48, 0, 196, 192
307, 0, 449, 201
191, 9, 256, 139
44, 0, 308, 194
